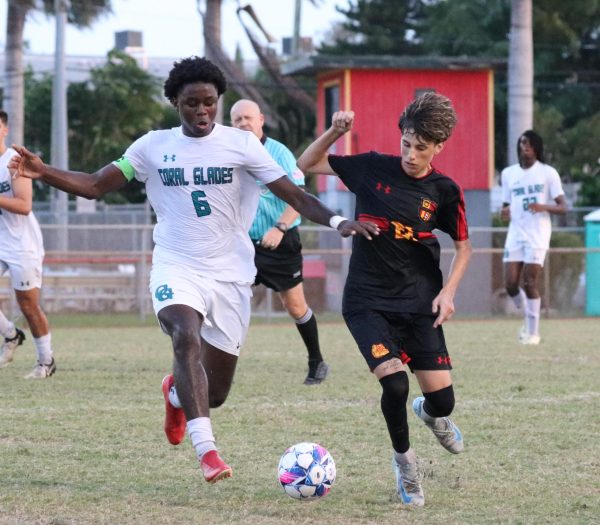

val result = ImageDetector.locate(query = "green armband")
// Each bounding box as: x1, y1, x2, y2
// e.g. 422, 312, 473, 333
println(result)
113, 156, 136, 182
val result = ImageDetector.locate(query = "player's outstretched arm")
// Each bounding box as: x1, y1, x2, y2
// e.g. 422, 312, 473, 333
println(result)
9, 145, 128, 200
297, 111, 354, 175
266, 176, 379, 240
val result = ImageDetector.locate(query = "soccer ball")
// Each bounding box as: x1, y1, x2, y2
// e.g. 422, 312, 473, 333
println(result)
277, 442, 336, 500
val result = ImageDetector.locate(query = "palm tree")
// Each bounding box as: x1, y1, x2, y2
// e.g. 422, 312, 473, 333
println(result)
3, 0, 113, 145
507, 0, 533, 165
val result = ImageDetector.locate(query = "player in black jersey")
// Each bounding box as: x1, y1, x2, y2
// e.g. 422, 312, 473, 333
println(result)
298, 92, 472, 507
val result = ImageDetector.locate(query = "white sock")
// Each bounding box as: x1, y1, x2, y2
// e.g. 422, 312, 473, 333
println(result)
294, 308, 313, 325
187, 417, 217, 459
526, 298, 541, 336
417, 402, 438, 425
33, 333, 53, 365
394, 447, 416, 465
0, 311, 16, 339
168, 384, 182, 408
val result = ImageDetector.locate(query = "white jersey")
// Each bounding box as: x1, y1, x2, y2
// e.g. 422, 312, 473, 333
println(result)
501, 161, 564, 250
0, 148, 44, 262
119, 124, 285, 284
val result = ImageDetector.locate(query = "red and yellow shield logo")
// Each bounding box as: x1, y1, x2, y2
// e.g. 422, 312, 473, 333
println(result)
419, 198, 437, 222
371, 343, 390, 358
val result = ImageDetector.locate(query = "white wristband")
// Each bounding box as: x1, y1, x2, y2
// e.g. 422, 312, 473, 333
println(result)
329, 215, 349, 229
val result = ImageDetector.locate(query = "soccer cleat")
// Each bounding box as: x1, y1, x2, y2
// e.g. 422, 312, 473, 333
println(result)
393, 456, 424, 507
520, 333, 541, 345
161, 374, 186, 445
413, 397, 464, 454
0, 328, 26, 369
303, 361, 330, 385
24, 358, 56, 379
200, 450, 233, 484
518, 324, 528, 342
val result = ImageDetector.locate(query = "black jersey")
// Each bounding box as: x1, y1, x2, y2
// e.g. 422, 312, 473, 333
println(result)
329, 151, 469, 314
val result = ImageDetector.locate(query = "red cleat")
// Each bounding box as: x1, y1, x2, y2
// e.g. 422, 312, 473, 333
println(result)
161, 374, 186, 445
200, 450, 233, 484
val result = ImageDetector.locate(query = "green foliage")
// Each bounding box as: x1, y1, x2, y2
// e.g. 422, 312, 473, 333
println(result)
24, 50, 171, 203
318, 0, 425, 55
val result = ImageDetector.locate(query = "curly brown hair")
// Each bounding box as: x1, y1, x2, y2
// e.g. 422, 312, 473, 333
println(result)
398, 92, 457, 144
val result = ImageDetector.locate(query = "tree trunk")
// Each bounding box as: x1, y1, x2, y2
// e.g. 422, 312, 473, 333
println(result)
507, 0, 533, 165
3, 1, 29, 146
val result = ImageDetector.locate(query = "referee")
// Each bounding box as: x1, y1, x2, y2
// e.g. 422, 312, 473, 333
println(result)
230, 99, 329, 385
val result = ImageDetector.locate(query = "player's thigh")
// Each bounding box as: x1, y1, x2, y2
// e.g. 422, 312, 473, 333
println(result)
343, 309, 410, 372
414, 369, 453, 394
403, 314, 452, 372
201, 280, 252, 356
4, 258, 43, 291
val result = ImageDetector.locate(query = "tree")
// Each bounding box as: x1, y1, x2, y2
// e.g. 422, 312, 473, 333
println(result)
3, 0, 113, 145
24, 50, 169, 203
318, 0, 425, 55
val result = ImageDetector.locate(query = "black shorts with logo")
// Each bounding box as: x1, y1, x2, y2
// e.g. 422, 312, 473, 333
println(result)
342, 308, 452, 372
252, 227, 303, 292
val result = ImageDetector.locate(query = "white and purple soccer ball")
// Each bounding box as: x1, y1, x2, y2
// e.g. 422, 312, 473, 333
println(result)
277, 442, 336, 500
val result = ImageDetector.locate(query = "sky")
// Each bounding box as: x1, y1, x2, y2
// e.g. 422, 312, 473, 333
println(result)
1, 0, 349, 60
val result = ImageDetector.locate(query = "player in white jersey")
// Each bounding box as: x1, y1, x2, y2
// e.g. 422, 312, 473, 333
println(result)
501, 130, 567, 345
0, 110, 55, 378
8, 57, 379, 485
230, 99, 329, 385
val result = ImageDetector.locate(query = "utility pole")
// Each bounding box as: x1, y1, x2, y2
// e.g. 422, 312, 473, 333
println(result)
507, 0, 533, 166
51, 0, 69, 251
292, 0, 302, 57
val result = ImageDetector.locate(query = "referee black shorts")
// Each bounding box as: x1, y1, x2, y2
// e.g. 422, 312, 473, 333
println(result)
252, 227, 304, 292
342, 308, 452, 372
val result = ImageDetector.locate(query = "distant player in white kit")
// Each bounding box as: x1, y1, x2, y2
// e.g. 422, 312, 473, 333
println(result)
9, 57, 379, 485
0, 110, 55, 378
501, 130, 567, 344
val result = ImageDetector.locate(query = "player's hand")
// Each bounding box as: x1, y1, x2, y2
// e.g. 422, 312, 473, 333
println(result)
336, 220, 380, 240
432, 289, 455, 328
331, 111, 355, 134
260, 228, 284, 250
8, 145, 45, 179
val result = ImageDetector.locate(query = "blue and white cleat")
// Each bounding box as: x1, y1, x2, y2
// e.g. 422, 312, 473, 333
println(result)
413, 396, 464, 454
393, 456, 424, 507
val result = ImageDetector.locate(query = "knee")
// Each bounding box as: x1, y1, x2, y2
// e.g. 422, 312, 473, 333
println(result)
505, 283, 520, 297
17, 297, 38, 319
208, 390, 229, 409
170, 325, 201, 358
423, 385, 455, 418
379, 371, 409, 403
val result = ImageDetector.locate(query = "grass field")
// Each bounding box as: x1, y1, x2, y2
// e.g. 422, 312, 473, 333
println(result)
0, 317, 598, 525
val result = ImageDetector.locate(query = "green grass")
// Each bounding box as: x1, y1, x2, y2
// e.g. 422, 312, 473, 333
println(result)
0, 318, 598, 525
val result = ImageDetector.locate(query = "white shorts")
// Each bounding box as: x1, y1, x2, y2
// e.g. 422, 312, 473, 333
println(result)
0, 257, 43, 291
503, 242, 547, 266
149, 261, 252, 356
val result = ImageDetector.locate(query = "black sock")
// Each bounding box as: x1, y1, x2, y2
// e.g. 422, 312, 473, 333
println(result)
379, 371, 410, 453
295, 310, 323, 370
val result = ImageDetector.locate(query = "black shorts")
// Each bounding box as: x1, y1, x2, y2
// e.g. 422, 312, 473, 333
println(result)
252, 227, 303, 292
342, 309, 452, 372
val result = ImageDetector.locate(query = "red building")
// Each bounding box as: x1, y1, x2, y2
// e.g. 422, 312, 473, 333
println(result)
283, 55, 499, 196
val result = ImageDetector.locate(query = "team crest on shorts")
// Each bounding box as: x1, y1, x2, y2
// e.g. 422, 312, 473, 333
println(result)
419, 198, 438, 222
155, 284, 174, 302
371, 343, 390, 358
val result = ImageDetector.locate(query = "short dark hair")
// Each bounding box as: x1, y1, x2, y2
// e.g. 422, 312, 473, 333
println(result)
163, 56, 227, 106
398, 92, 457, 144
519, 130, 545, 163
0, 110, 7, 125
